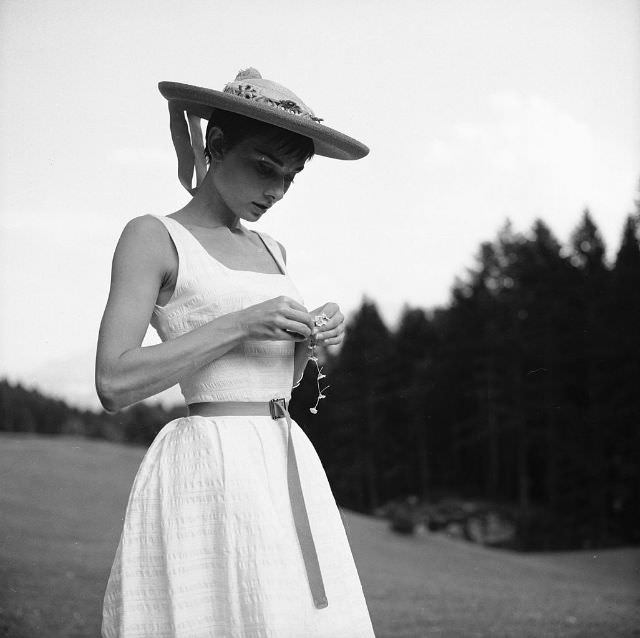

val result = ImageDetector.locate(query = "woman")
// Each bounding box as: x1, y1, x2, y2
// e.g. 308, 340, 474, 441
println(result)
96, 68, 375, 637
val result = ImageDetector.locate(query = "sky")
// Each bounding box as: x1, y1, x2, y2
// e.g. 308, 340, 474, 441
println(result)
1, 0, 639, 409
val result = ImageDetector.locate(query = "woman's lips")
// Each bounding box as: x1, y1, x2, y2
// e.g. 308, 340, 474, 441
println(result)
252, 202, 269, 213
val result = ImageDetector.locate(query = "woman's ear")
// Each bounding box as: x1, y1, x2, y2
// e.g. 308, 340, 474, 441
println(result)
206, 126, 225, 161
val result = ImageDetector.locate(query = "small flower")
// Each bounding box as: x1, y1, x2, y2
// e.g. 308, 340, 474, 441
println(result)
303, 335, 331, 414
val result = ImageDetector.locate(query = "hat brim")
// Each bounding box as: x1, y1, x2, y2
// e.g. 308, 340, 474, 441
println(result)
158, 81, 369, 161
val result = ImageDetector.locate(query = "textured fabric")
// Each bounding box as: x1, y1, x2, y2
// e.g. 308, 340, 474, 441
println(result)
149, 216, 301, 405
101, 215, 376, 637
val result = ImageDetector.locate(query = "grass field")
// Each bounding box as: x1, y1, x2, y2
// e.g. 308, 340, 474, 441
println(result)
0, 433, 638, 638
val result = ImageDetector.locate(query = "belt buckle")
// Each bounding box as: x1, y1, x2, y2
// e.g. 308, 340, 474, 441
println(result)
269, 397, 287, 420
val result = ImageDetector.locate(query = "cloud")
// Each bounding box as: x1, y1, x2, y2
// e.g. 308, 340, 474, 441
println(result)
424, 92, 598, 220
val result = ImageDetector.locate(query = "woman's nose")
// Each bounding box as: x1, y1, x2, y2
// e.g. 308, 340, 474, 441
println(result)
264, 177, 286, 202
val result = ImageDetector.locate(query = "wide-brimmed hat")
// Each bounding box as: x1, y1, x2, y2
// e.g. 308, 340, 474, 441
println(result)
159, 68, 369, 194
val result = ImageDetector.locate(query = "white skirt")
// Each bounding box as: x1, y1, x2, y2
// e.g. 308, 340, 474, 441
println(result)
101, 415, 376, 637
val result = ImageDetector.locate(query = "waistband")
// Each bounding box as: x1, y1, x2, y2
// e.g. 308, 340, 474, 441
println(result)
186, 398, 328, 610
188, 399, 287, 419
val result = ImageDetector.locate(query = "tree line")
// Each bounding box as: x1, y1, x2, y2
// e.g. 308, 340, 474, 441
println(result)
1, 205, 638, 550
0, 381, 185, 445
290, 207, 640, 550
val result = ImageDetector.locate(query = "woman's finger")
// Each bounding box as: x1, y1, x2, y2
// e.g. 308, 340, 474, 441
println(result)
316, 324, 344, 341
285, 297, 310, 314
280, 318, 312, 339
282, 329, 308, 341
317, 312, 344, 333
321, 302, 339, 317
313, 302, 339, 319
284, 307, 315, 330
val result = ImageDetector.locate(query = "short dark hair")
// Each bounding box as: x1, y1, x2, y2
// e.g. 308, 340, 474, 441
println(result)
204, 108, 315, 165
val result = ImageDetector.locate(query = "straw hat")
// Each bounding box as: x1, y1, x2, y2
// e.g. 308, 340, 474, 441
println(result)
159, 68, 369, 194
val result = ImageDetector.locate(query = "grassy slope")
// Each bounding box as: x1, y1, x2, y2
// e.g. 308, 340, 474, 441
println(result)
0, 434, 638, 638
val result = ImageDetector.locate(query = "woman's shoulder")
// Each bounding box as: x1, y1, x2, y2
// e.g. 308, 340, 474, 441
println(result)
121, 213, 166, 235
118, 214, 173, 246
114, 215, 177, 269
253, 229, 287, 264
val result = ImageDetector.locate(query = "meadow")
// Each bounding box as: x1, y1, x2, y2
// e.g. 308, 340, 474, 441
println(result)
1, 433, 638, 637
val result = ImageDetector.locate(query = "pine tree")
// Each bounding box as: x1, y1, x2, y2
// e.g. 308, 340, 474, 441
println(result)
329, 299, 392, 511
569, 209, 610, 543
392, 306, 437, 496
609, 210, 640, 541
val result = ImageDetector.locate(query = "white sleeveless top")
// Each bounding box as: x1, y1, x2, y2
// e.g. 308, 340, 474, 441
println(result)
149, 215, 305, 405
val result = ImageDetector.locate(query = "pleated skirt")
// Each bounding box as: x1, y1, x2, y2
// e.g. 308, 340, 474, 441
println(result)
101, 415, 376, 638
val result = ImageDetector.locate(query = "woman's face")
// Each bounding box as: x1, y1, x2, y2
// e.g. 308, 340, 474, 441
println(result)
211, 132, 307, 223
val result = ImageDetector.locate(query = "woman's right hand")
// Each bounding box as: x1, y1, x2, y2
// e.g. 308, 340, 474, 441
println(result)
238, 296, 314, 341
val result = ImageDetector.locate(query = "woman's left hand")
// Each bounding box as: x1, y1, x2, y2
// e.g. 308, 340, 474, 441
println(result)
309, 302, 345, 347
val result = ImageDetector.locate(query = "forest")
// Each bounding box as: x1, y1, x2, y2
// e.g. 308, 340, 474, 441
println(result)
2, 206, 639, 551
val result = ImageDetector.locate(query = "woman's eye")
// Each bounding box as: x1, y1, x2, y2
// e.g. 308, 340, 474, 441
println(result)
257, 162, 273, 177
255, 160, 296, 187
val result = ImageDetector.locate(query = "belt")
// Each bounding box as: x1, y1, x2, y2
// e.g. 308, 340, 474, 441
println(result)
188, 399, 329, 610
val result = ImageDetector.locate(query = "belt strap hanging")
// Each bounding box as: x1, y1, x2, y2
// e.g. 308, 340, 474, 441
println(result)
188, 399, 329, 609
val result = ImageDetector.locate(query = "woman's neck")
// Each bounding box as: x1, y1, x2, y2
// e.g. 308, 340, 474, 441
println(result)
178, 172, 242, 230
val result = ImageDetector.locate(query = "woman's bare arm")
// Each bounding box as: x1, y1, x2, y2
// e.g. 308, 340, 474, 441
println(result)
96, 216, 314, 413
95, 216, 248, 412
